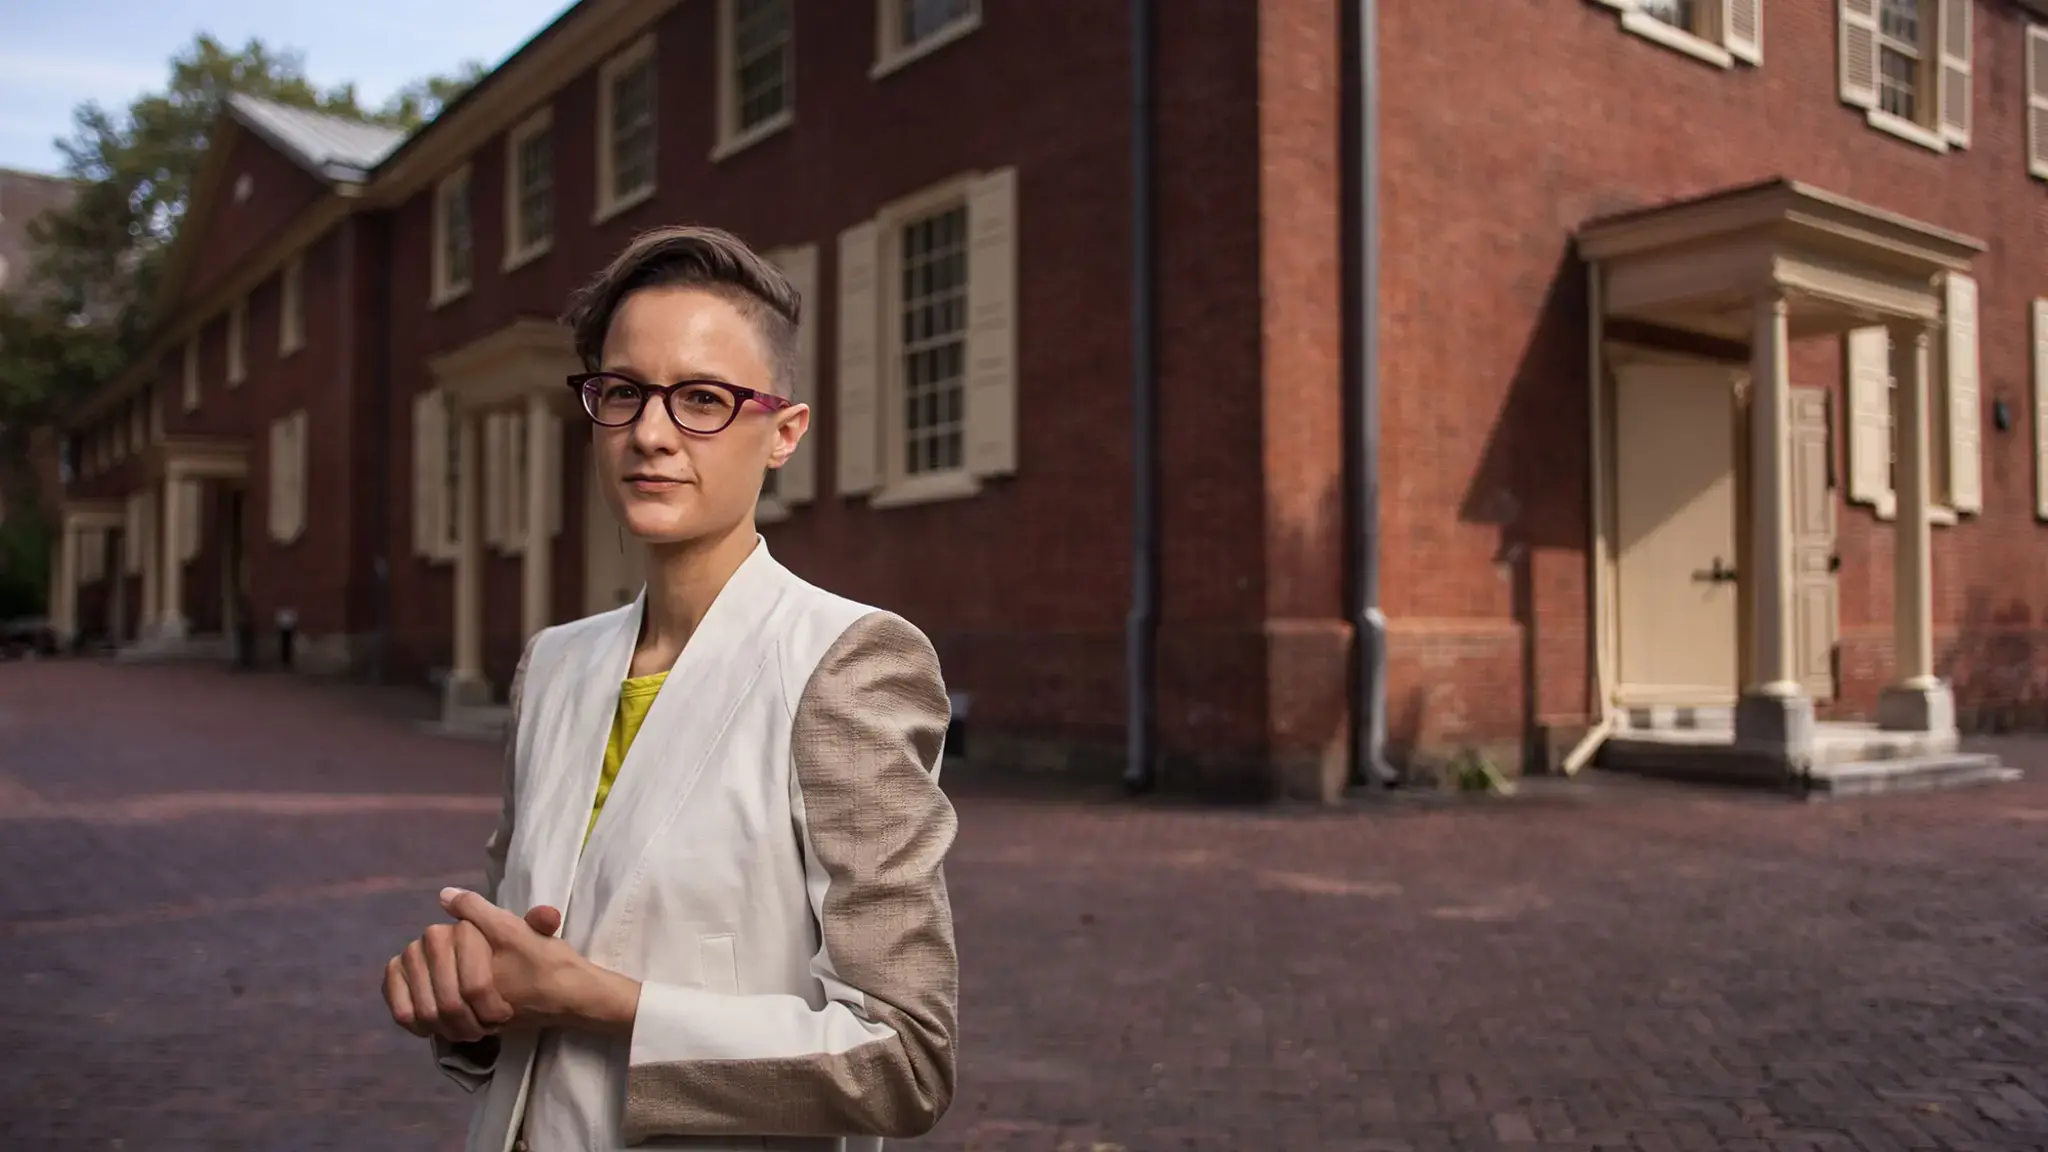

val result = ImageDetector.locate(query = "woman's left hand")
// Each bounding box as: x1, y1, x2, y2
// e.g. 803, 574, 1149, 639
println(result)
439, 887, 644, 1036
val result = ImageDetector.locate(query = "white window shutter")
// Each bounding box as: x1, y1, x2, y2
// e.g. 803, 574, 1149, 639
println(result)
1839, 0, 1879, 110
2034, 300, 2048, 519
2029, 29, 2048, 180
1944, 273, 1982, 514
177, 480, 202, 563
1723, 0, 1762, 65
835, 221, 883, 496
413, 392, 446, 557
1846, 326, 1893, 512
774, 243, 819, 505
964, 166, 1020, 479
1937, 0, 1971, 147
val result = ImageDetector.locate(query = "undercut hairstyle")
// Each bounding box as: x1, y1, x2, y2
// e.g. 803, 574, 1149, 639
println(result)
562, 225, 802, 396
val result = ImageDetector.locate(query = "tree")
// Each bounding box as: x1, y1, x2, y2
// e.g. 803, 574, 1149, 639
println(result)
0, 33, 481, 604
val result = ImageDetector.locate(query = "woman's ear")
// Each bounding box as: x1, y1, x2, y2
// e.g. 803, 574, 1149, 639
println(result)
768, 403, 811, 468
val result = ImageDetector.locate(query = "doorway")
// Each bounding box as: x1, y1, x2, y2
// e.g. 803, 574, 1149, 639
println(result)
1614, 362, 1742, 703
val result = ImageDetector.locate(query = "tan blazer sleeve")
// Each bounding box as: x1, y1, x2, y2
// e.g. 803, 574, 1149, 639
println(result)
430, 631, 539, 1092
621, 610, 959, 1142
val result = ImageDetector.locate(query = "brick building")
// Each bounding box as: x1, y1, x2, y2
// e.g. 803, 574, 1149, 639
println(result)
45, 0, 2048, 798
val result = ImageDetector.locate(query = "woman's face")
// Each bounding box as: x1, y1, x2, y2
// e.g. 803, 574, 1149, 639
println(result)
590, 284, 807, 547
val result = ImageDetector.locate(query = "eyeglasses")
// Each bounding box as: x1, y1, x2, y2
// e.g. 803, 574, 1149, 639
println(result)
566, 372, 795, 435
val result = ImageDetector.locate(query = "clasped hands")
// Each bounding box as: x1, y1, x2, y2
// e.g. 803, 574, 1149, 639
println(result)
383, 887, 641, 1044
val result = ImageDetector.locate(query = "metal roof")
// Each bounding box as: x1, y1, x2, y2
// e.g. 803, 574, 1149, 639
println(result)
226, 93, 407, 184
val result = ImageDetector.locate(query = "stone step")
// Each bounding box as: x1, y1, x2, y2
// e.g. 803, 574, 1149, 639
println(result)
1803, 753, 2020, 799
1621, 704, 1734, 732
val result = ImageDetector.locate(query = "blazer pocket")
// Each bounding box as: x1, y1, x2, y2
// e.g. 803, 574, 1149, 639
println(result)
698, 933, 741, 996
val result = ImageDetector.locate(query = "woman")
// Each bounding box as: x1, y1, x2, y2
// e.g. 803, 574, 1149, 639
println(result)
381, 226, 959, 1151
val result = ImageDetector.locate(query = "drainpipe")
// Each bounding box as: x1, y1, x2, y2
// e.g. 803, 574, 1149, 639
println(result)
1123, 0, 1160, 794
1348, 0, 1397, 788
365, 214, 395, 684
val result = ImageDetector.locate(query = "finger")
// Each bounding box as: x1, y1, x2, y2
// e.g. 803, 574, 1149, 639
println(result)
440, 887, 529, 948
401, 940, 443, 1037
524, 904, 562, 936
423, 924, 486, 1042
455, 921, 514, 1026
385, 956, 429, 1037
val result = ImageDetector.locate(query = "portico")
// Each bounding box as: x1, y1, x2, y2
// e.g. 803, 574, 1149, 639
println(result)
47, 499, 125, 648
1578, 178, 1995, 788
137, 437, 250, 643
426, 318, 574, 716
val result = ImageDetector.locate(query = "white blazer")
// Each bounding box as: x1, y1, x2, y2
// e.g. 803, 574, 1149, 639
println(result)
431, 539, 959, 1152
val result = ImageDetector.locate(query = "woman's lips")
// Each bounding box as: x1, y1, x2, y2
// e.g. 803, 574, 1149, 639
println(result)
625, 475, 686, 493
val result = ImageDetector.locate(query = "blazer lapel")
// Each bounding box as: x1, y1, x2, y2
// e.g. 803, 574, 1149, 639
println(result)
565, 538, 788, 948
515, 595, 642, 919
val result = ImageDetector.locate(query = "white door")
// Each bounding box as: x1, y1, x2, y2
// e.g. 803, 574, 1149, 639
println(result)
582, 460, 644, 617
1614, 363, 1741, 702
1788, 386, 1840, 701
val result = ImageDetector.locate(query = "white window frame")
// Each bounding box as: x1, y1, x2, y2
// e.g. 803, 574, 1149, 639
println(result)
504, 108, 555, 271
280, 254, 305, 356
181, 337, 201, 413
433, 164, 475, 307
1589, 0, 1762, 69
872, 0, 981, 80
874, 175, 980, 508
1840, 0, 1970, 153
595, 35, 659, 222
2026, 25, 2048, 180
715, 0, 795, 160
227, 296, 247, 387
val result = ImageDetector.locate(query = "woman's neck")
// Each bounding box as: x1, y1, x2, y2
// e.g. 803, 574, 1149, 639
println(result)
631, 520, 758, 675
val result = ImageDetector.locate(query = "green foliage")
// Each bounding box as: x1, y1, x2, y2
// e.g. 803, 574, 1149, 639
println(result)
0, 32, 482, 446
0, 515, 53, 620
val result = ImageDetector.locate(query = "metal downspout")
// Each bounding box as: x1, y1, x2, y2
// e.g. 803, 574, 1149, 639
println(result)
1123, 0, 1160, 793
1350, 0, 1397, 788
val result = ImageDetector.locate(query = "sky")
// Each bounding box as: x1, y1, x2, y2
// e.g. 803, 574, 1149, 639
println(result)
0, 0, 577, 174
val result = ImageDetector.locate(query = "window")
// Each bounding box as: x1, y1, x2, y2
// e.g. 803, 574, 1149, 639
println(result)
2026, 26, 2048, 180
874, 0, 980, 77
227, 297, 247, 387
718, 0, 793, 156
505, 109, 554, 268
897, 206, 971, 479
835, 168, 1018, 508
433, 166, 474, 304
181, 338, 200, 412
1845, 273, 1982, 522
1839, 0, 1969, 150
597, 37, 658, 220
280, 255, 305, 355
267, 410, 308, 544
1590, 0, 1760, 68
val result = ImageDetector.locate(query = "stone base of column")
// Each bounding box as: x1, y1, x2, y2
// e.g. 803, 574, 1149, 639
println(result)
442, 672, 493, 715
1734, 689, 1816, 769
155, 613, 189, 642
1877, 680, 1955, 734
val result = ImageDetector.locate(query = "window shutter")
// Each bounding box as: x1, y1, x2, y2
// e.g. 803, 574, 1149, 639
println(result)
1944, 273, 1982, 514
1845, 326, 1893, 512
1839, 0, 1879, 110
964, 166, 1020, 479
1937, 0, 1970, 147
182, 340, 200, 412
2030, 28, 2048, 180
835, 221, 883, 496
775, 243, 820, 504
413, 391, 447, 557
267, 418, 288, 542
1723, 0, 1761, 65
177, 480, 202, 563
2034, 300, 2048, 520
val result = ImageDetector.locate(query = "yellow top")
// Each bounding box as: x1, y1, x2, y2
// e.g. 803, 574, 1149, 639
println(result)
586, 671, 668, 847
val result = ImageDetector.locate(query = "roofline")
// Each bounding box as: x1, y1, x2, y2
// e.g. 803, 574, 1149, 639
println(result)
366, 0, 678, 204
225, 97, 389, 189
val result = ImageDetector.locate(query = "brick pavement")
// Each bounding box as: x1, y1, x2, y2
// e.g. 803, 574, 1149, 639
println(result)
3, 660, 2048, 1151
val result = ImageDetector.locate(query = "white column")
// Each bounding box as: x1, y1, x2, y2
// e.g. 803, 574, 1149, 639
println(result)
51, 518, 78, 646
520, 393, 556, 643
1745, 293, 1797, 696
1877, 321, 1953, 735
159, 472, 187, 639
449, 408, 487, 708
138, 487, 161, 635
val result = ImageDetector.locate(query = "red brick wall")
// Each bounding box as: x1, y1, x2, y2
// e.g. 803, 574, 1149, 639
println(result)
184, 127, 328, 305
1378, 0, 2048, 763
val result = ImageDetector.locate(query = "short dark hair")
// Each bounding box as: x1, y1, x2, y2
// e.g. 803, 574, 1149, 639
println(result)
561, 225, 802, 395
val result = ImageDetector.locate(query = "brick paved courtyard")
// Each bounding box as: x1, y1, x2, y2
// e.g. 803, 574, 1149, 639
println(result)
4, 661, 2048, 1151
